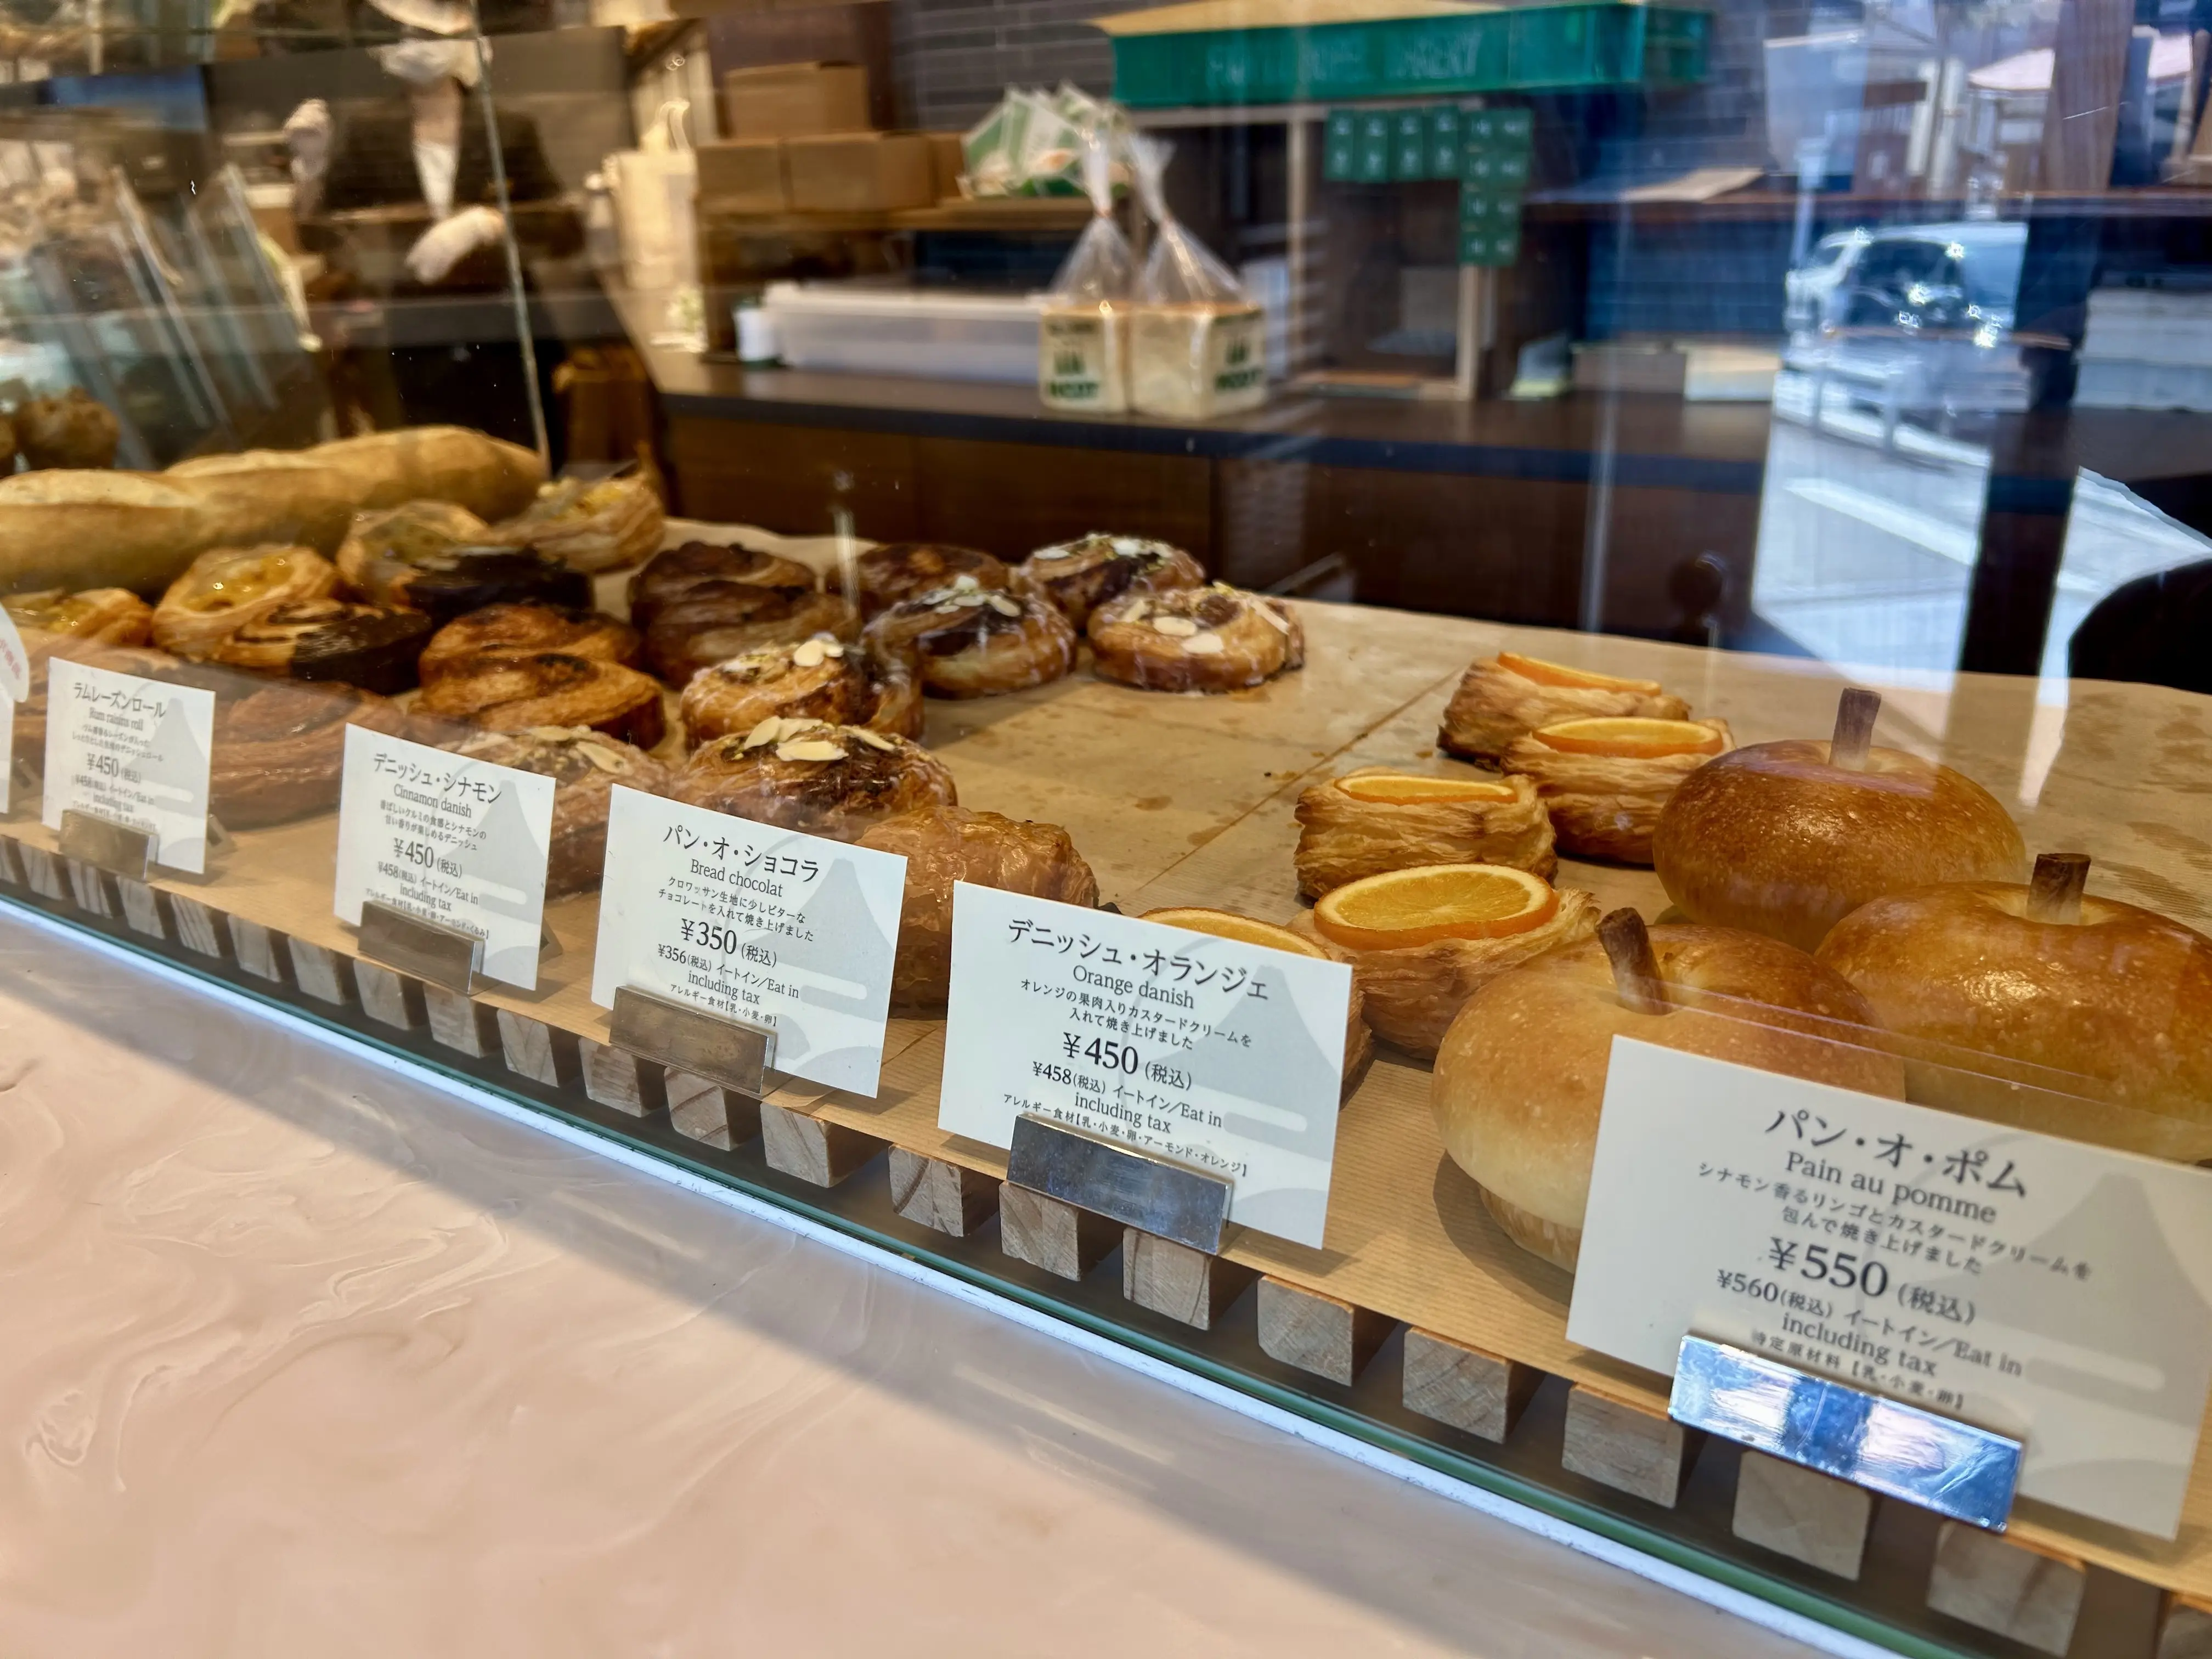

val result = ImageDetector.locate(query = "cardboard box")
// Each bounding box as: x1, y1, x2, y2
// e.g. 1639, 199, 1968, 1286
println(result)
784, 131, 934, 212
696, 138, 788, 213
722, 61, 868, 142
926, 132, 965, 201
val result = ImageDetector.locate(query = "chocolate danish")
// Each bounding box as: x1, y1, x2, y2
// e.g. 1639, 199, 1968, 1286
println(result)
627, 541, 817, 627
449, 726, 672, 896
210, 682, 409, 828
4, 586, 153, 653
631, 543, 856, 685
672, 718, 956, 841
862, 578, 1076, 698
679, 634, 921, 747
850, 543, 1011, 621
152, 545, 340, 659
489, 473, 663, 574
1017, 533, 1204, 628
338, 502, 589, 620
418, 603, 641, 684
201, 598, 438, 695
413, 652, 667, 749
1087, 583, 1302, 693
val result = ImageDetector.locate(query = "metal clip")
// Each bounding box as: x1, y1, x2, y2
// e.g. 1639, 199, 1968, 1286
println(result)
57, 808, 152, 881
610, 985, 776, 1098
358, 900, 484, 995
1007, 1112, 1232, 1254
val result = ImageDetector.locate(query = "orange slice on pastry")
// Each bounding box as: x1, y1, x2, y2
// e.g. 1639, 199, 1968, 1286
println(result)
1497, 651, 1662, 695
1313, 864, 1559, 950
1334, 773, 1519, 806
1532, 716, 1724, 760
1144, 907, 1328, 958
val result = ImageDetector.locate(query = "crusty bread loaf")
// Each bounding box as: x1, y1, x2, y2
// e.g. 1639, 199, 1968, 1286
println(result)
0, 471, 212, 595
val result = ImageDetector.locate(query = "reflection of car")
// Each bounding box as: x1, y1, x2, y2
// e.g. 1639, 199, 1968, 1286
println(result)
1783, 228, 1868, 334
1831, 222, 2025, 340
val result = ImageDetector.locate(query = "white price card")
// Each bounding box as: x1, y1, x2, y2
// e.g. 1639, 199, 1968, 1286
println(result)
332, 726, 555, 990
0, 601, 27, 701
1568, 1039, 2212, 1538
41, 657, 215, 873
0, 692, 13, 815
590, 785, 906, 1095
939, 884, 1351, 1249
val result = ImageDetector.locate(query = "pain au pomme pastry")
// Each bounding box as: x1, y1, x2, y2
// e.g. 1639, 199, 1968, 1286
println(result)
209, 682, 408, 828
417, 603, 640, 683
1440, 651, 1690, 765
1434, 909, 1903, 1272
204, 598, 437, 694
4, 586, 152, 653
1302, 862, 1598, 1056
679, 634, 920, 746
1654, 689, 2025, 952
673, 718, 956, 841
413, 652, 666, 748
1816, 852, 2212, 1160
857, 805, 1098, 1010
1144, 906, 1374, 1091
1294, 768, 1555, 899
1503, 715, 1733, 864
629, 541, 857, 684
449, 726, 672, 898
488, 473, 662, 573
338, 503, 589, 620
152, 545, 338, 658
850, 543, 1011, 621
1017, 533, 1204, 629
864, 579, 1076, 698
1088, 583, 1301, 693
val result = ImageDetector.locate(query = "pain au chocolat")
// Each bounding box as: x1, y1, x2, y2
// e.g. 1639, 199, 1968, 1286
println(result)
679, 634, 920, 746
673, 718, 956, 841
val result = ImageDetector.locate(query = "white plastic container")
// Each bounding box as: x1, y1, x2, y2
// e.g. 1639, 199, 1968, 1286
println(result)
763, 282, 1045, 383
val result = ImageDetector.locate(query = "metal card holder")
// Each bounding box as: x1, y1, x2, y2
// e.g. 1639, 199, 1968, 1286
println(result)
1007, 1112, 1233, 1255
610, 985, 777, 1099
57, 808, 152, 881
1669, 1334, 2023, 1530
358, 900, 484, 995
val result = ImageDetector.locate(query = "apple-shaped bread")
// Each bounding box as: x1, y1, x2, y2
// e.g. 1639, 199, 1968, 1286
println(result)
1143, 906, 1373, 1090
1502, 715, 1733, 864
1293, 768, 1556, 898
1439, 650, 1689, 764
1434, 910, 1904, 1272
1653, 689, 2025, 952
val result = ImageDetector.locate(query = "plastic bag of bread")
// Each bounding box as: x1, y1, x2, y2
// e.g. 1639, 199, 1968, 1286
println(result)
1127, 136, 1266, 420
1038, 128, 1133, 414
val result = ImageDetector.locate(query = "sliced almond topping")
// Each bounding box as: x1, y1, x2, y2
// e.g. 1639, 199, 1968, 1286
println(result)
1034, 543, 1075, 561
1257, 605, 1291, 634
777, 738, 848, 763
579, 742, 627, 772
986, 593, 1023, 617
791, 637, 828, 668
1150, 614, 1199, 637
850, 726, 898, 751
742, 715, 786, 749
1182, 632, 1227, 656
822, 639, 846, 658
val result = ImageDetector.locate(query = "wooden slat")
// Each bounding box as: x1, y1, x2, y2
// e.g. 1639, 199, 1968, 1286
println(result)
665, 1069, 760, 1149
167, 893, 228, 960
495, 1009, 573, 1088
286, 938, 353, 1007
0, 835, 20, 886
227, 918, 287, 985
1256, 1277, 1393, 1385
1124, 1229, 1258, 1331
888, 1148, 997, 1237
760, 1099, 883, 1187
63, 857, 112, 918
1000, 1184, 1116, 1281
579, 1038, 660, 1117
15, 842, 64, 901
2162, 1593, 2212, 1658
423, 986, 499, 1058
116, 877, 166, 940
1731, 1451, 1872, 1581
1402, 1327, 1538, 1442
1926, 1522, 2085, 1656
352, 961, 420, 1029
1561, 1384, 1701, 1510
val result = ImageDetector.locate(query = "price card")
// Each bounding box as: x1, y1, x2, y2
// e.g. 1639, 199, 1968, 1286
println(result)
1568, 1039, 2212, 1538
41, 657, 215, 873
332, 726, 555, 990
0, 601, 27, 702
590, 785, 906, 1094
939, 884, 1351, 1249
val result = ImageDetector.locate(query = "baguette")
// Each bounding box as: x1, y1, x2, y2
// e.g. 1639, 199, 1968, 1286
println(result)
0, 471, 213, 595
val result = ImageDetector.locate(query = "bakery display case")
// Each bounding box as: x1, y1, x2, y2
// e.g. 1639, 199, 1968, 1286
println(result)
7, 4, 2212, 1656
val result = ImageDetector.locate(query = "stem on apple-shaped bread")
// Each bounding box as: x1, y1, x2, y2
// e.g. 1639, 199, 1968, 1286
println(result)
1598, 907, 1669, 1017
2027, 851, 2090, 924
1830, 687, 1880, 771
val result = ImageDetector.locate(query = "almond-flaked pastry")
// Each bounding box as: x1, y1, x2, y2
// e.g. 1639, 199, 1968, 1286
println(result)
1015, 533, 1204, 628
1294, 766, 1556, 898
1087, 583, 1302, 693
679, 634, 919, 745
1502, 718, 1733, 864
863, 580, 1075, 698
1438, 655, 1689, 764
450, 725, 672, 896
672, 718, 956, 841
850, 543, 1011, 621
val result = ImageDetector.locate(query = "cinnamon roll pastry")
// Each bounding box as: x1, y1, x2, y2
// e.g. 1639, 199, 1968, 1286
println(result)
1502, 716, 1733, 864
210, 682, 409, 828
679, 634, 920, 747
489, 473, 663, 574
627, 541, 817, 627
9, 642, 180, 763
338, 502, 589, 620
851, 542, 1011, 620
863, 579, 1075, 698
152, 545, 339, 658
1087, 583, 1302, 693
1294, 767, 1556, 899
1438, 651, 1690, 765
418, 603, 641, 683
1018, 533, 1204, 628
3, 587, 153, 654
203, 599, 438, 695
857, 805, 1098, 1011
413, 652, 667, 749
448, 726, 672, 897
672, 718, 956, 841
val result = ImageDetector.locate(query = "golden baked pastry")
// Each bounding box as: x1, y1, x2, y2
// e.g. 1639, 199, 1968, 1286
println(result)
630, 543, 856, 685
1435, 913, 1903, 1272
3, 586, 152, 654
1017, 533, 1204, 628
1503, 715, 1733, 864
417, 603, 641, 683
152, 545, 338, 658
449, 725, 672, 898
413, 652, 667, 749
851, 543, 1011, 621
1143, 906, 1374, 1092
1653, 690, 2025, 952
15, 387, 119, 470
1438, 651, 1690, 764
672, 718, 956, 842
338, 503, 592, 622
1088, 583, 1301, 693
858, 805, 1098, 1011
1816, 854, 2212, 1160
336, 500, 488, 592
204, 598, 437, 695
210, 682, 409, 828
628, 541, 817, 625
1294, 768, 1556, 899
864, 579, 1076, 698
489, 474, 664, 573
679, 634, 920, 747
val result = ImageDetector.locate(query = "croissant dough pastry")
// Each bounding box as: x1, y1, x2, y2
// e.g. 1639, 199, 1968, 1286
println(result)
153, 545, 338, 658
1503, 719, 1733, 864
450, 725, 672, 897
335, 500, 488, 591
864, 580, 1075, 698
857, 805, 1098, 1010
1294, 768, 1556, 898
340, 504, 590, 620
210, 682, 408, 828
631, 544, 857, 685
1018, 533, 1204, 628
489, 474, 663, 574
673, 718, 956, 841
418, 604, 640, 682
1088, 583, 1302, 693
204, 599, 437, 695
4, 586, 152, 653
1439, 653, 1690, 764
680, 634, 920, 746
628, 541, 817, 626
414, 652, 667, 748
1294, 887, 1600, 1057
851, 543, 1010, 621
